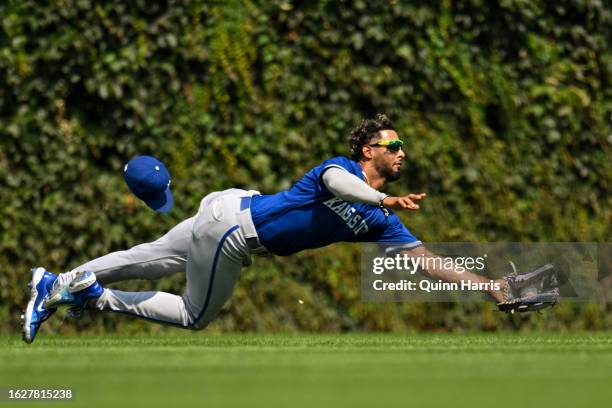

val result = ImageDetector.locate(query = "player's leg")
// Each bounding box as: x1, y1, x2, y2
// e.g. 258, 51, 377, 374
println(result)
30, 215, 196, 338
93, 228, 245, 328
25, 190, 246, 341
90, 189, 249, 328
54, 216, 195, 288
182, 204, 248, 328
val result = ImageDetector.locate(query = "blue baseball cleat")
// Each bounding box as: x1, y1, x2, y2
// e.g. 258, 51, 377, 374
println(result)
22, 267, 58, 344
44, 270, 104, 312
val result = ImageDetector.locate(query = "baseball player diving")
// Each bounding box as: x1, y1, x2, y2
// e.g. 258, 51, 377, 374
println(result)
22, 114, 560, 343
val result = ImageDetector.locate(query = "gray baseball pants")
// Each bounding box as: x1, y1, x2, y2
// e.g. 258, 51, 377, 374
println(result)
56, 188, 262, 329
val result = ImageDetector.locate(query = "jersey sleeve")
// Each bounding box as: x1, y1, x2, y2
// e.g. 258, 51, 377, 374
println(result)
374, 213, 422, 250
312, 156, 363, 191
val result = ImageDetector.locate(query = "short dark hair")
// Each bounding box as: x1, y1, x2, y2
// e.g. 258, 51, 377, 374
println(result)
348, 114, 395, 161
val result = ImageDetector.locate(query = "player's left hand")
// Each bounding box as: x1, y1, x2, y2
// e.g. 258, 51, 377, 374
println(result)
496, 263, 563, 314
382, 193, 426, 211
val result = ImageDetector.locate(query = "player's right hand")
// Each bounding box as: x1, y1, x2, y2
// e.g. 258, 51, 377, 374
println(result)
381, 193, 426, 211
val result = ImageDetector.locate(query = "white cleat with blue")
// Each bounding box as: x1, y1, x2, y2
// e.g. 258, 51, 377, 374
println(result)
44, 270, 104, 312
22, 267, 58, 344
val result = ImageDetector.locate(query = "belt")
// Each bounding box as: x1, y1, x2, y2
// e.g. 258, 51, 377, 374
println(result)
238, 196, 268, 255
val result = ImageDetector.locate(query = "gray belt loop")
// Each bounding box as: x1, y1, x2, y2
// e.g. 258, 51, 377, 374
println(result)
238, 193, 268, 255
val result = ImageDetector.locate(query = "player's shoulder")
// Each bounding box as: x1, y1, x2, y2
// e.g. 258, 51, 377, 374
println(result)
300, 156, 362, 187
317, 156, 361, 176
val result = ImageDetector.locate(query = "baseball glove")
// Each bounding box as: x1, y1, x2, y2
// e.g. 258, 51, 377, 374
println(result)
497, 263, 565, 314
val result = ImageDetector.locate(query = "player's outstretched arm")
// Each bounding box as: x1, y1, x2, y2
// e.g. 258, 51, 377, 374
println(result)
322, 167, 387, 204
322, 167, 426, 210
401, 245, 505, 302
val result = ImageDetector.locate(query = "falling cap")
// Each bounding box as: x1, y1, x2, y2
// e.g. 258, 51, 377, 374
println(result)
123, 155, 173, 213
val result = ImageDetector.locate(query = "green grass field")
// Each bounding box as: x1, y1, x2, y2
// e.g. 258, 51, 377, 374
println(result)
1, 332, 611, 408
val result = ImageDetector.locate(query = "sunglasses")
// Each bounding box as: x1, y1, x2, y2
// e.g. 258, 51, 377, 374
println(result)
370, 139, 404, 153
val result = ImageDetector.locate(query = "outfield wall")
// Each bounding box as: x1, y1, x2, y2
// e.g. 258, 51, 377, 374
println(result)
0, 1, 610, 332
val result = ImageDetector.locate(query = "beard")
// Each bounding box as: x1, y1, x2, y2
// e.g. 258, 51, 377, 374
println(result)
376, 162, 401, 183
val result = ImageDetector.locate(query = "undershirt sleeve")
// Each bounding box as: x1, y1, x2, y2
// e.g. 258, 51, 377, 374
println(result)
321, 166, 387, 205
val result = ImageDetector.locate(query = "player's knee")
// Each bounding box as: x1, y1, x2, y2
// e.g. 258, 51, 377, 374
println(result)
185, 312, 209, 331
183, 304, 209, 331
190, 319, 209, 331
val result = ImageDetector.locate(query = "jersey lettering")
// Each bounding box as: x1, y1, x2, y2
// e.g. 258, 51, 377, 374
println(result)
323, 197, 369, 235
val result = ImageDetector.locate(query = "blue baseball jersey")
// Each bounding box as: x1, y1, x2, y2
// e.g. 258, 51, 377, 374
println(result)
249, 156, 421, 256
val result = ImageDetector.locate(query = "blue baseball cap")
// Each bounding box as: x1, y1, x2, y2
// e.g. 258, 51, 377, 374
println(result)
123, 156, 173, 213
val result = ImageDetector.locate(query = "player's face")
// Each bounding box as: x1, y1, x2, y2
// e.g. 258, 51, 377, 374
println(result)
370, 130, 405, 182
